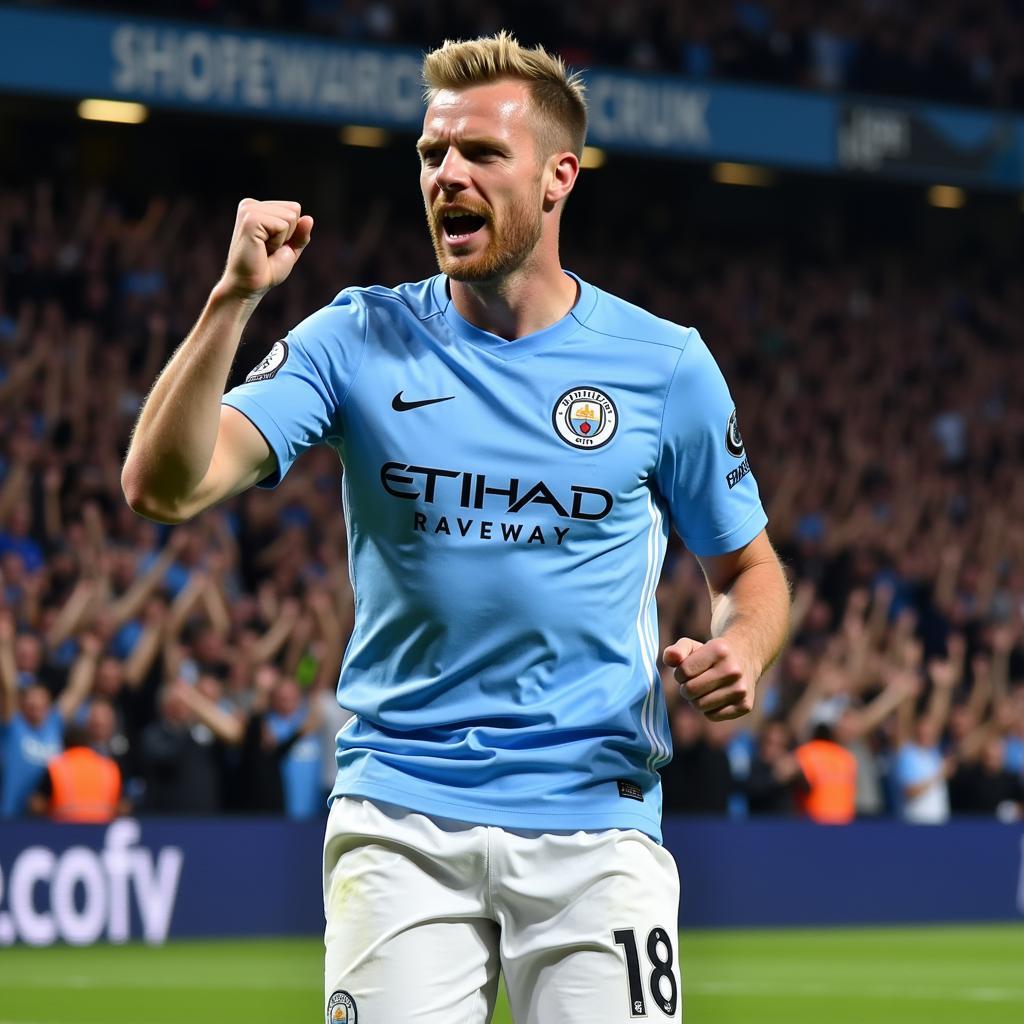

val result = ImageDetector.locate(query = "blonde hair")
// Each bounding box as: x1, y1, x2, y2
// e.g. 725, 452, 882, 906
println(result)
422, 31, 588, 158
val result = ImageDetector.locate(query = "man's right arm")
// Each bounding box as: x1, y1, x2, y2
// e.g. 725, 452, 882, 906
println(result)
121, 199, 313, 524
0, 612, 16, 724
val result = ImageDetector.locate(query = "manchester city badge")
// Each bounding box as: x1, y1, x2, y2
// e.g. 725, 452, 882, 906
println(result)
326, 990, 357, 1024
552, 387, 618, 450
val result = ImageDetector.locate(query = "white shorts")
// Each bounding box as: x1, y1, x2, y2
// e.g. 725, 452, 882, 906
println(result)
323, 796, 682, 1023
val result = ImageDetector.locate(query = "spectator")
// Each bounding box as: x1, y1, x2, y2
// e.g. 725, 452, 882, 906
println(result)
794, 723, 858, 824
742, 718, 804, 815
949, 736, 1024, 819
138, 683, 222, 814
893, 656, 959, 824
28, 714, 124, 822
833, 672, 919, 817
266, 678, 323, 820
0, 502, 44, 574
176, 668, 323, 814
0, 619, 98, 817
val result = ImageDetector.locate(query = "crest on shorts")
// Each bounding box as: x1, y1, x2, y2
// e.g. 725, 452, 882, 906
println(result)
327, 990, 357, 1024
552, 387, 618, 450
726, 408, 744, 458
246, 339, 288, 383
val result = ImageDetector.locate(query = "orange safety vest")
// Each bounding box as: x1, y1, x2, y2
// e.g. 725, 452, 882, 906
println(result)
794, 740, 857, 825
48, 747, 121, 823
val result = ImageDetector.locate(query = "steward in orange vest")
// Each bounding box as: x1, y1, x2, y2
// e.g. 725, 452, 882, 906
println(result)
44, 745, 122, 823
795, 724, 857, 825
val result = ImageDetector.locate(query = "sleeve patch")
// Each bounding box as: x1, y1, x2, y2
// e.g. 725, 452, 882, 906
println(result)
245, 339, 289, 382
726, 455, 752, 489
726, 408, 745, 458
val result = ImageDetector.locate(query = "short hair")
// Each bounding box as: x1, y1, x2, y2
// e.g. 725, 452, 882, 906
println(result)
422, 31, 588, 159
811, 722, 835, 743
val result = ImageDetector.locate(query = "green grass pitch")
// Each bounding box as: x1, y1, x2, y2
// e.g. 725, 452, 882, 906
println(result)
0, 925, 1021, 1023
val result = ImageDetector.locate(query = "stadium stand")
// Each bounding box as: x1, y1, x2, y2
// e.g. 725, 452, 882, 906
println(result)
32, 0, 1024, 111
1, 162, 1022, 823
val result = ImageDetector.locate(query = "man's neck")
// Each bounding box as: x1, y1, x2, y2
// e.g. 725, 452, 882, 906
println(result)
449, 260, 579, 341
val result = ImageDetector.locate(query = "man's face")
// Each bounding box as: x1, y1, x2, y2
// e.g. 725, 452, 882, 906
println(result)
87, 702, 116, 747
418, 80, 548, 283
14, 634, 42, 672
271, 680, 301, 718
96, 657, 124, 698
915, 718, 938, 749
21, 685, 50, 727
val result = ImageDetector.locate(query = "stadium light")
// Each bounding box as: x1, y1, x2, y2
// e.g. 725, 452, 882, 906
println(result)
927, 185, 965, 209
339, 125, 389, 147
711, 162, 774, 187
77, 99, 148, 124
580, 146, 606, 169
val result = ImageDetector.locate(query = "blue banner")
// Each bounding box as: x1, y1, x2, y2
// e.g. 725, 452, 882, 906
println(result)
0, 817, 1021, 945
0, 7, 424, 127
0, 818, 323, 946
1, 6, 1023, 186
584, 73, 836, 169
666, 819, 1024, 927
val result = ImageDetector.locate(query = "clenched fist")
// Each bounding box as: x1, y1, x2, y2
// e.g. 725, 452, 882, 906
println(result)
663, 636, 757, 722
219, 198, 314, 301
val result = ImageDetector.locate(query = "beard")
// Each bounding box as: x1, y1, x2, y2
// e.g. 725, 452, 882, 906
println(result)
425, 192, 543, 283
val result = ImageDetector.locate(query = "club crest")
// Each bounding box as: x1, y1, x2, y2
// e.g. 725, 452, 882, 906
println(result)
326, 990, 357, 1024
553, 387, 618, 450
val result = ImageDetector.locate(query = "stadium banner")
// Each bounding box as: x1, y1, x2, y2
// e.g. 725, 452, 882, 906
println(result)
0, 818, 323, 947
2, 7, 1024, 185
0, 7, 425, 127
836, 102, 1023, 188
0, 817, 1021, 945
580, 73, 835, 168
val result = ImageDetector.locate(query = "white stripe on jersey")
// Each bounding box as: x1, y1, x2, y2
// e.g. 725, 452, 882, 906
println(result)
637, 486, 668, 772
643, 490, 672, 768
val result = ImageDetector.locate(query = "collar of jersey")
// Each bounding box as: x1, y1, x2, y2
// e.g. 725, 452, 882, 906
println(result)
432, 271, 597, 362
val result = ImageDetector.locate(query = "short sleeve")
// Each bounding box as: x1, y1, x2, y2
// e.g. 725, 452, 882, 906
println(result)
654, 329, 767, 556
222, 290, 368, 487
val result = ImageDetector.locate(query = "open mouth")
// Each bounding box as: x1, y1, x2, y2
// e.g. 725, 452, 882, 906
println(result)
441, 210, 487, 245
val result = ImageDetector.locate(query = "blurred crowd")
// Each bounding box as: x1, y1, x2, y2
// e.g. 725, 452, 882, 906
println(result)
1, 173, 1023, 824
33, 0, 1024, 111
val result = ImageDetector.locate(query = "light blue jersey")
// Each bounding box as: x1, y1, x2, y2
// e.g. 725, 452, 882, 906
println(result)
224, 273, 766, 840
0, 709, 63, 818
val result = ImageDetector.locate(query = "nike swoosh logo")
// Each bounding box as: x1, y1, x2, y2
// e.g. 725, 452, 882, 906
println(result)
392, 391, 455, 412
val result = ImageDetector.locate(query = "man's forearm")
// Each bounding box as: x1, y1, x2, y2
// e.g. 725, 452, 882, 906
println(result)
710, 557, 790, 681
0, 643, 16, 721
121, 285, 258, 518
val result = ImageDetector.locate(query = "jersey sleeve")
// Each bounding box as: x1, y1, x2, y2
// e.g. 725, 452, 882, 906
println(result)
221, 289, 368, 488
654, 329, 767, 556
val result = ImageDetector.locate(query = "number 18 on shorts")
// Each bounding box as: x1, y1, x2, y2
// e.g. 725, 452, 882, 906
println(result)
613, 927, 679, 1018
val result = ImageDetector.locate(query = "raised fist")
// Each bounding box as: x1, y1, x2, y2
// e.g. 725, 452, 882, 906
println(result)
218, 198, 314, 300
664, 635, 758, 722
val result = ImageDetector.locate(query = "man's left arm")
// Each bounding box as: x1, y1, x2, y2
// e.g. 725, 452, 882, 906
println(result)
55, 634, 101, 724
664, 530, 790, 721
